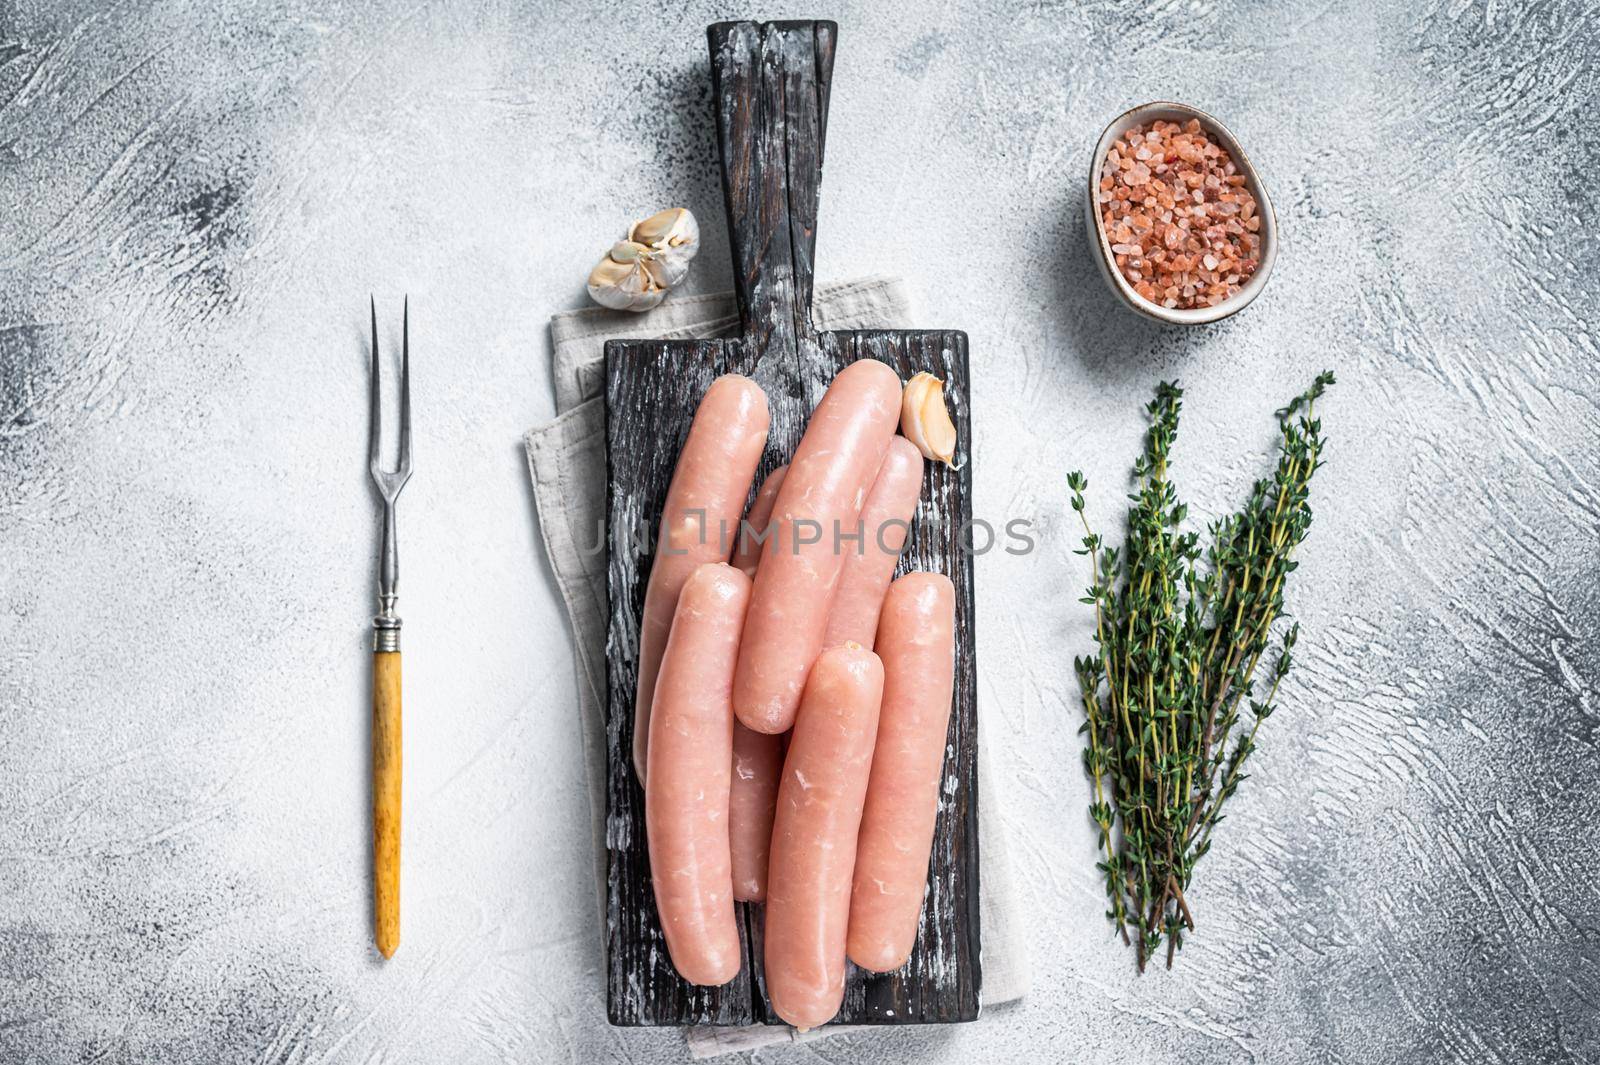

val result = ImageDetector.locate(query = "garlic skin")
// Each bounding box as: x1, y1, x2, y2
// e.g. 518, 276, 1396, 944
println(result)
900, 372, 957, 466
587, 208, 700, 312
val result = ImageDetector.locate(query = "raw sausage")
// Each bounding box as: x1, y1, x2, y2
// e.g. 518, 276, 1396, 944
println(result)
847, 573, 955, 972
729, 722, 784, 902
821, 437, 924, 650
645, 563, 750, 985
728, 465, 788, 902
733, 360, 900, 733
730, 464, 787, 579
764, 644, 884, 1029
633, 375, 769, 781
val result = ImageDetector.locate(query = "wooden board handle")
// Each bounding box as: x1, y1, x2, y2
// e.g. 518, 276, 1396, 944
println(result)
373, 650, 402, 958
707, 20, 836, 346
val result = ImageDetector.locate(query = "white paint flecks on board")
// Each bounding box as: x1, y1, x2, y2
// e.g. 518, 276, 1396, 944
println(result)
0, 1, 1596, 1063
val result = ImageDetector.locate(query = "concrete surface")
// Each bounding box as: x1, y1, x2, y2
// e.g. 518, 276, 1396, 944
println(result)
1, 1, 1596, 1062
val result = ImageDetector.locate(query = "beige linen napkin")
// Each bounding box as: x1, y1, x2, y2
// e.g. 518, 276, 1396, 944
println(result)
523, 276, 1029, 1059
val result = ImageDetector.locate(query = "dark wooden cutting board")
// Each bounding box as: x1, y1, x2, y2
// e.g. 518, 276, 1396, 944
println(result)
602, 19, 980, 1027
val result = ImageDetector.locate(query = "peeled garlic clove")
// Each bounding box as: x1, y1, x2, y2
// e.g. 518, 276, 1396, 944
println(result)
587, 255, 666, 312
630, 208, 700, 254
900, 372, 957, 465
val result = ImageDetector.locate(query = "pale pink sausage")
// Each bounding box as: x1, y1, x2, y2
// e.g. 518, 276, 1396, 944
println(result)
734, 360, 901, 734
821, 437, 924, 650
645, 563, 750, 986
764, 644, 884, 1030
730, 465, 788, 579
847, 573, 955, 972
729, 722, 784, 902
634, 375, 769, 782
728, 465, 789, 902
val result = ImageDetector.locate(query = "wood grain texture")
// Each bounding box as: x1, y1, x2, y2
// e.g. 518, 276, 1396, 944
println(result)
372, 650, 402, 959
602, 20, 979, 1027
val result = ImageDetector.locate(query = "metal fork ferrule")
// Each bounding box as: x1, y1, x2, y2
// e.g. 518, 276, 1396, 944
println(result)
373, 610, 402, 653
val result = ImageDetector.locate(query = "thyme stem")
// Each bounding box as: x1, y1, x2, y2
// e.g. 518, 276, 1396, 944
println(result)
1069, 372, 1333, 970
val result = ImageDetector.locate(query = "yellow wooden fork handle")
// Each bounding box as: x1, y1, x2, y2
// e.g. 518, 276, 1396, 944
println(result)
373, 650, 402, 958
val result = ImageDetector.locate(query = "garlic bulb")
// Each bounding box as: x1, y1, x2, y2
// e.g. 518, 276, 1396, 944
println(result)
587, 208, 700, 312
901, 372, 957, 465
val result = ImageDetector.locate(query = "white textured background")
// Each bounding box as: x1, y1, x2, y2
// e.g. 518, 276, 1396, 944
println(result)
2, 1, 1597, 1062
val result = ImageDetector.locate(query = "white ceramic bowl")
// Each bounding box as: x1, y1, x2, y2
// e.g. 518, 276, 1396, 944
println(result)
1086, 101, 1277, 325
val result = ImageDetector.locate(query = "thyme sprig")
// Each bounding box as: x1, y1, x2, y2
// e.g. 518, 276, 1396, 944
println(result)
1068, 372, 1333, 971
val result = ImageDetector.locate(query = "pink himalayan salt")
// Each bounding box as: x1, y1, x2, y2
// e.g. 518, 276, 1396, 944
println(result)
1098, 117, 1261, 311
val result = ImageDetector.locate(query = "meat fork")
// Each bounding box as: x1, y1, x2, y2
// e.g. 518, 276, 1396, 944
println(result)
368, 296, 411, 959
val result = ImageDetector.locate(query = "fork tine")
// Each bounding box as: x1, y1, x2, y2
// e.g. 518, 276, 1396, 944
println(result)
398, 295, 412, 475
369, 296, 382, 477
